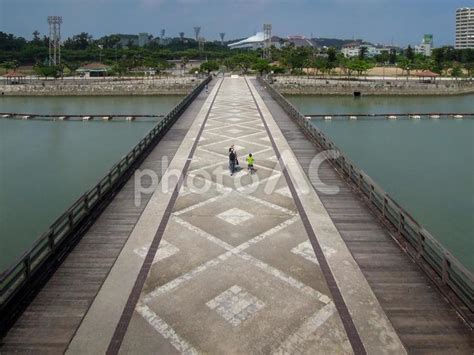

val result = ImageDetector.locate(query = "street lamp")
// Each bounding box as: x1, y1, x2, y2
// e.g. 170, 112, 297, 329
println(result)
98, 44, 104, 63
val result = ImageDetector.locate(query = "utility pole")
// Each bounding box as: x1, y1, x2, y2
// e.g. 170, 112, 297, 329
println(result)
47, 16, 62, 66
98, 44, 103, 62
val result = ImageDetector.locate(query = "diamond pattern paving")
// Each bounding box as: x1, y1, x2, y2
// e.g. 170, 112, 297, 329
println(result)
217, 208, 254, 226
134, 240, 179, 264
120, 77, 352, 354
206, 285, 265, 326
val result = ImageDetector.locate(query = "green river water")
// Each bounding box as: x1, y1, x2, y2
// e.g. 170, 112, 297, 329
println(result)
288, 94, 474, 272
0, 96, 181, 272
0, 94, 472, 274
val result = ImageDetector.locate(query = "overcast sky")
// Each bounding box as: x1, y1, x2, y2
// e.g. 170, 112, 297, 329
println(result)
0, 0, 472, 46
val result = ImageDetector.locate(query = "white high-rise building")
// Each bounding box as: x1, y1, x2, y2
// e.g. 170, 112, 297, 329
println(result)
455, 7, 474, 49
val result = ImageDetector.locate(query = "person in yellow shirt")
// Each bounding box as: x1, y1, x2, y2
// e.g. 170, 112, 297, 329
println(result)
246, 153, 255, 174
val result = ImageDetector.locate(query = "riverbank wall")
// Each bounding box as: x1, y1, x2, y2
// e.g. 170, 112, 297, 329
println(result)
0, 77, 200, 96
271, 76, 474, 96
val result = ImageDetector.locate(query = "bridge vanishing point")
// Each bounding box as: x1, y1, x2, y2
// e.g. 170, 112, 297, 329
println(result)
0, 76, 472, 354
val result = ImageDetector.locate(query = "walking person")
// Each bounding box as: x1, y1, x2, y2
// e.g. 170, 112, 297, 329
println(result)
229, 146, 237, 176
246, 153, 255, 174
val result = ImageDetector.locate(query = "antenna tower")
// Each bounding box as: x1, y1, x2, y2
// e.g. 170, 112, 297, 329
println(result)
47, 16, 62, 66
194, 26, 201, 41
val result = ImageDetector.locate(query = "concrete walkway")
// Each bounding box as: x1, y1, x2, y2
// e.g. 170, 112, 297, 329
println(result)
67, 77, 406, 354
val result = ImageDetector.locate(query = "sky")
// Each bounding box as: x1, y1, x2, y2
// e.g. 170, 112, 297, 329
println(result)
0, 0, 473, 47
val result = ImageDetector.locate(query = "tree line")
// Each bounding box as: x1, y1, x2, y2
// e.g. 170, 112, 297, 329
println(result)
1, 31, 473, 78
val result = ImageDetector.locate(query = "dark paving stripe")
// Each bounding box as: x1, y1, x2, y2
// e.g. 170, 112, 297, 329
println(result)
244, 77, 367, 355
106, 78, 224, 355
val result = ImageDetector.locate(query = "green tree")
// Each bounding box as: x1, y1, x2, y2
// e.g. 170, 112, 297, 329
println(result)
311, 57, 328, 76
252, 59, 270, 75
231, 53, 257, 74
281, 47, 311, 74
327, 47, 337, 64
180, 56, 189, 72
359, 46, 368, 60
268, 65, 286, 74
406, 45, 415, 62
431, 47, 446, 73
450, 64, 463, 79
464, 62, 474, 78
223, 57, 237, 72
32, 30, 42, 46
347, 59, 374, 76
1, 60, 19, 71
397, 57, 412, 77
63, 32, 93, 50
375, 50, 390, 64
338, 56, 350, 77
34, 64, 60, 78
200, 60, 219, 73
389, 49, 397, 65
63, 61, 80, 75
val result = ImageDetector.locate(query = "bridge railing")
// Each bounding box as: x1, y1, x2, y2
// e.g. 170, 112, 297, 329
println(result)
258, 76, 474, 325
0, 75, 212, 322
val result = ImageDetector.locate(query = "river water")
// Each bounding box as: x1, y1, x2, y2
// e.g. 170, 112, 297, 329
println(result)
288, 94, 474, 272
0, 96, 182, 272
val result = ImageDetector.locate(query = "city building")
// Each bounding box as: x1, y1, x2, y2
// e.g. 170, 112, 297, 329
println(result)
341, 42, 362, 57
455, 7, 474, 49
138, 32, 151, 47
116, 33, 151, 48
286, 35, 319, 49
76, 63, 110, 77
415, 34, 434, 56
116, 34, 139, 48
341, 42, 390, 58
229, 32, 264, 50
228, 32, 282, 50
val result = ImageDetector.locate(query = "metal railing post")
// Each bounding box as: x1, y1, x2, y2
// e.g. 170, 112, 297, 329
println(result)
382, 196, 387, 218
442, 256, 450, 284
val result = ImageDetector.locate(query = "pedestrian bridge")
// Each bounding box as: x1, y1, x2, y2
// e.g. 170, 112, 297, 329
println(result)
0, 76, 472, 354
